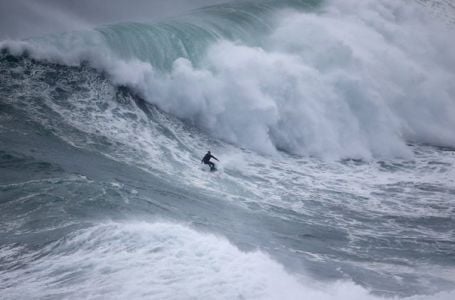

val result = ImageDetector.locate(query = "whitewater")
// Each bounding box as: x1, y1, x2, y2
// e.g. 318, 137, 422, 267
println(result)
0, 0, 454, 299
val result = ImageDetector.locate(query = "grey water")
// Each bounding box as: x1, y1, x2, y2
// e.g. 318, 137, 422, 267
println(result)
1, 0, 455, 299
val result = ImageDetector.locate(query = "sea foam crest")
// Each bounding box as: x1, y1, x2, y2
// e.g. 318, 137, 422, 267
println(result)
2, 221, 454, 299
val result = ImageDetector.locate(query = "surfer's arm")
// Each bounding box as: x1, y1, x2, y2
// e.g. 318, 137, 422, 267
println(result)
212, 155, 219, 161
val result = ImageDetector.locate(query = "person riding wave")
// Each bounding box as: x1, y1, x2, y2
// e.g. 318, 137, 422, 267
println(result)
201, 151, 219, 171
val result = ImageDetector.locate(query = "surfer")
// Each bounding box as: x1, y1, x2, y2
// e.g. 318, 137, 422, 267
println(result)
201, 151, 219, 171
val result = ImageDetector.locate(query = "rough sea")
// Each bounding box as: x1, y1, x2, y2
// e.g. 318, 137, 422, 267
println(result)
1, 0, 454, 299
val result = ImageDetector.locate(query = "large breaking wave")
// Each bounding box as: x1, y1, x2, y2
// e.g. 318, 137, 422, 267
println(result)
1, 0, 455, 159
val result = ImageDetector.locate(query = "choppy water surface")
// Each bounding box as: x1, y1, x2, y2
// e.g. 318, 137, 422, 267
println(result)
1, 0, 455, 299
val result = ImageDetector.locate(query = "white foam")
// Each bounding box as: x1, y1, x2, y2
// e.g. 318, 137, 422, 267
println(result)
2, 221, 454, 299
118, 0, 455, 159
0, 222, 361, 299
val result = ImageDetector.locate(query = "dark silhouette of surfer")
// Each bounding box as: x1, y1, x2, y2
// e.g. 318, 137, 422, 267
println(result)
201, 151, 219, 171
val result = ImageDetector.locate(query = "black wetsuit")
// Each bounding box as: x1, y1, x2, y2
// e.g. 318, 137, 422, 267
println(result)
201, 153, 218, 170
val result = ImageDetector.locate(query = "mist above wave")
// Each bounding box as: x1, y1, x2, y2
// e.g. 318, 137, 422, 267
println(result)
0, 0, 234, 39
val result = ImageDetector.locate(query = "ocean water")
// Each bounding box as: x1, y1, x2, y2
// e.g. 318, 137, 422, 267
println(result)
1, 0, 455, 299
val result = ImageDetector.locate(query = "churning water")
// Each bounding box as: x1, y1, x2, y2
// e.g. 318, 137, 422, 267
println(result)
1, 0, 454, 299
